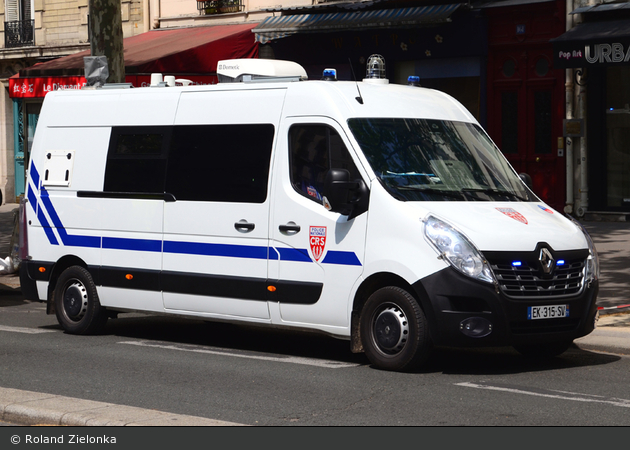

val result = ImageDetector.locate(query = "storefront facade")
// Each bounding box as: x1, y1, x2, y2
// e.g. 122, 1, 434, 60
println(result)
485, 0, 567, 211
553, 4, 630, 214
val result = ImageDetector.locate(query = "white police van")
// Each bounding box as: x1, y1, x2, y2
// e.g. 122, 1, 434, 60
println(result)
19, 56, 599, 371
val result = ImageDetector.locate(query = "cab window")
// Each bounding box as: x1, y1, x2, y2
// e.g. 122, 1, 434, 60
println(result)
289, 124, 360, 203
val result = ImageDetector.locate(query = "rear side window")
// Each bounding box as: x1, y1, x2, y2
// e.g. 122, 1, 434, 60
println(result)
104, 126, 170, 193
166, 124, 274, 203
289, 124, 360, 203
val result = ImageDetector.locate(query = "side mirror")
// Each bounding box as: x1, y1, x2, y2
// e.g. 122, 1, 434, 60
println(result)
322, 169, 369, 220
519, 173, 533, 191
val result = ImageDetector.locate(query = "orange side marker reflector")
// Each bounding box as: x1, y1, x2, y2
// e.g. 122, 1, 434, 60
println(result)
267, 285, 276, 292
38, 267, 46, 273
125, 274, 134, 280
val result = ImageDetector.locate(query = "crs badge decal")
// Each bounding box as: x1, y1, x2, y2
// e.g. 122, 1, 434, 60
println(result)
496, 207, 528, 225
309, 226, 327, 261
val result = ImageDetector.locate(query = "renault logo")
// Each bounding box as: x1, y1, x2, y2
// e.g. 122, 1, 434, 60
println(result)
539, 248, 555, 275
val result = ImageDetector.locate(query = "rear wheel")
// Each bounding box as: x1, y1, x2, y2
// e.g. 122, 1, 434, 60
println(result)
513, 340, 573, 358
360, 287, 432, 372
54, 266, 108, 334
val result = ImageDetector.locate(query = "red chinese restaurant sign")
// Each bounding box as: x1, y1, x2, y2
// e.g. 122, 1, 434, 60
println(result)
9, 74, 219, 98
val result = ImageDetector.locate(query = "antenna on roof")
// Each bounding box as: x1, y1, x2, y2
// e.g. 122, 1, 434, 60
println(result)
348, 58, 364, 105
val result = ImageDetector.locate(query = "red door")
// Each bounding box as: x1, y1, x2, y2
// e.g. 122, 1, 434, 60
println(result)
488, 48, 565, 210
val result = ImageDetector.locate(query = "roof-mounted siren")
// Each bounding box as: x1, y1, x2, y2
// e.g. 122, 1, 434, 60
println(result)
363, 54, 389, 85
217, 59, 308, 83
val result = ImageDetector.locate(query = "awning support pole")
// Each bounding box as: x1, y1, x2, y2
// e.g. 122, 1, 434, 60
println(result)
564, 0, 575, 215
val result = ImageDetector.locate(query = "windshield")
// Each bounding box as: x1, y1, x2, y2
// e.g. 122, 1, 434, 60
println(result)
347, 118, 537, 202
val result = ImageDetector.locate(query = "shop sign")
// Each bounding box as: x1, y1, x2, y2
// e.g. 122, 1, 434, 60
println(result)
10, 76, 87, 98
554, 40, 630, 68
9, 75, 219, 98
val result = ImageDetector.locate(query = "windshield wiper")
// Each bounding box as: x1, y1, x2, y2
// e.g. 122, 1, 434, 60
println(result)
397, 186, 467, 200
461, 188, 529, 202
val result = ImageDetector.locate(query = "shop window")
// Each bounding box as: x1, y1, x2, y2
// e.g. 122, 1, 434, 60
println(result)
166, 124, 274, 203
289, 125, 360, 203
606, 66, 630, 207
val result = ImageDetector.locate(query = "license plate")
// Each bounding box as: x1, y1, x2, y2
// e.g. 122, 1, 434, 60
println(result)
527, 305, 569, 320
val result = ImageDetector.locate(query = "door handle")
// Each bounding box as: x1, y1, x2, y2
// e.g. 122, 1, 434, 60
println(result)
235, 220, 255, 232
279, 222, 301, 234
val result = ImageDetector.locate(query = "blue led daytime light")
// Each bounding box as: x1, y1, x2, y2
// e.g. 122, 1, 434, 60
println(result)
557, 259, 565, 265
512, 261, 522, 267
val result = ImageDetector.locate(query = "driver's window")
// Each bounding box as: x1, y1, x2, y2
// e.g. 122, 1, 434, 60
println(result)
289, 124, 360, 203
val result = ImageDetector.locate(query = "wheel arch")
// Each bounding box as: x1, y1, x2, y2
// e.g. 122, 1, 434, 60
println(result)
350, 272, 436, 353
46, 255, 90, 315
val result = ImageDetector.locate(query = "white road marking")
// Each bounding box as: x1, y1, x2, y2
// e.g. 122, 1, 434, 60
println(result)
456, 382, 630, 408
119, 340, 360, 369
0, 325, 56, 334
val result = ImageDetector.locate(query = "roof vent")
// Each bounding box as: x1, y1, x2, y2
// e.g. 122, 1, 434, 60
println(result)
217, 59, 308, 83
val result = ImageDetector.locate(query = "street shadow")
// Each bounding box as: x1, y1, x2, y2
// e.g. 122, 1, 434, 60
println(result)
411, 344, 620, 376
0, 285, 27, 307
62, 312, 620, 375
83, 314, 370, 366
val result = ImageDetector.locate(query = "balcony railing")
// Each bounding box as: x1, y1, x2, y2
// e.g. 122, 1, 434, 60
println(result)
197, 0, 244, 15
4, 20, 35, 48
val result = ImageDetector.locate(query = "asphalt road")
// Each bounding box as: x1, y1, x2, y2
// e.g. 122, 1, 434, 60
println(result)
1, 294, 630, 427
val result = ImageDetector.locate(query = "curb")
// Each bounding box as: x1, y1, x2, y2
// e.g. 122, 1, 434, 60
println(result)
0, 387, 245, 427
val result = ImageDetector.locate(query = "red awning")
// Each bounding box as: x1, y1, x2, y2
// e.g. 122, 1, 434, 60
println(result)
19, 23, 259, 77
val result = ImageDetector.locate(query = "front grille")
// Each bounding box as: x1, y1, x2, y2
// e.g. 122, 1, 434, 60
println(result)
488, 256, 586, 299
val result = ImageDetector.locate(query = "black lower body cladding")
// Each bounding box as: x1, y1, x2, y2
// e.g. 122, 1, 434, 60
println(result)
413, 267, 598, 348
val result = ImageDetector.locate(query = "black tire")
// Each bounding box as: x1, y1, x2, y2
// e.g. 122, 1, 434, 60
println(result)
54, 266, 108, 335
513, 340, 573, 358
360, 286, 432, 371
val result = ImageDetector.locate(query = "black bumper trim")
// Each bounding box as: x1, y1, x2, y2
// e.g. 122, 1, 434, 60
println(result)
412, 267, 598, 348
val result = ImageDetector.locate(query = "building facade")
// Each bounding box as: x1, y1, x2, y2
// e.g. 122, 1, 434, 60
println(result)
2, 0, 628, 220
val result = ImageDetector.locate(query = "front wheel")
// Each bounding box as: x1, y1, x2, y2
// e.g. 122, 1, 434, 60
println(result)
360, 287, 432, 372
54, 266, 108, 335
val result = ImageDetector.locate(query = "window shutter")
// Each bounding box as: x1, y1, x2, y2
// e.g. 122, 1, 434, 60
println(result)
5, 0, 20, 22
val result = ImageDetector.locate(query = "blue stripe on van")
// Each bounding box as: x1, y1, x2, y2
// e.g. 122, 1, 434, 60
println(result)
40, 187, 101, 248
322, 250, 362, 266
30, 164, 40, 192
276, 247, 312, 262
103, 237, 162, 252
163, 240, 269, 260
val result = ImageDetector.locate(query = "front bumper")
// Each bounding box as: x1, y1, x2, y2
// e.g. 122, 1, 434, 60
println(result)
413, 267, 599, 348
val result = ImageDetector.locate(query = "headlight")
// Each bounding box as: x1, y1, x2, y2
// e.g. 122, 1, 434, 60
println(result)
566, 215, 599, 284
423, 215, 494, 284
